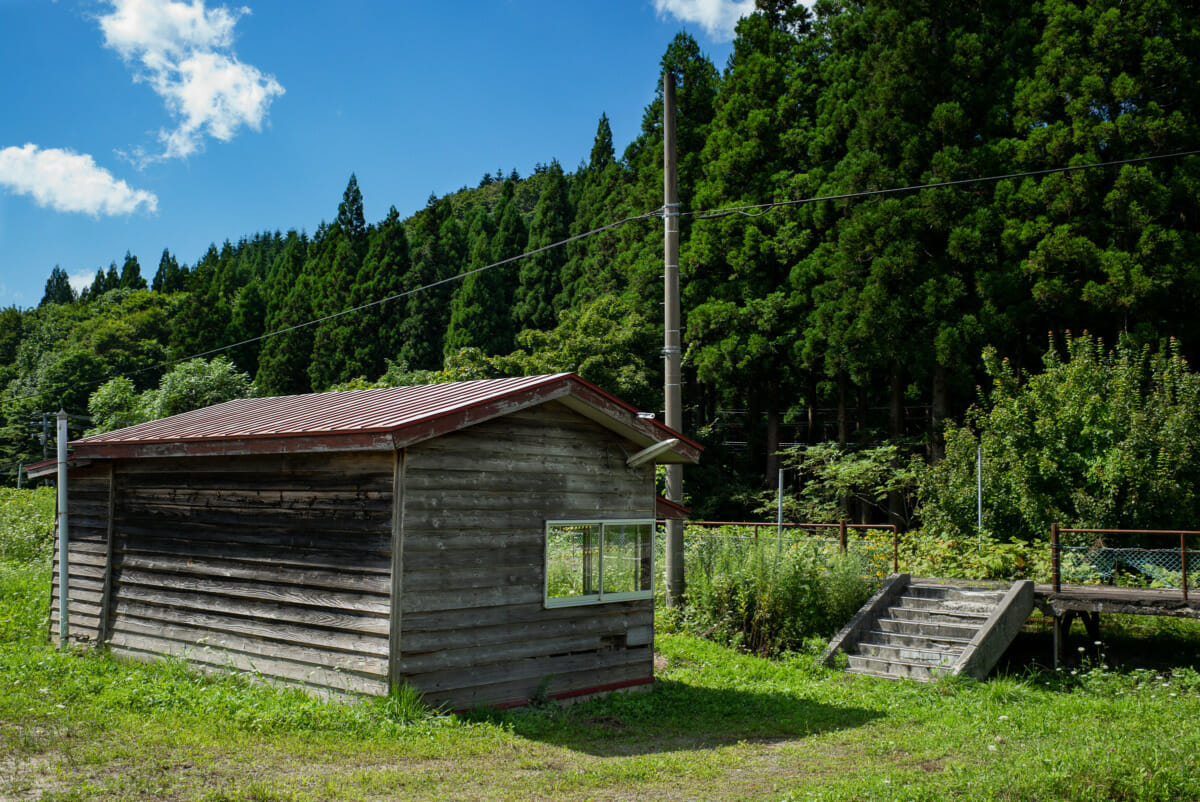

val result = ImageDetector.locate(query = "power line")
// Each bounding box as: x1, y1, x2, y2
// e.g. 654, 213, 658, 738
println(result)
129, 208, 663, 378
686, 149, 1200, 220
8, 147, 1200, 409
1, 206, 665, 404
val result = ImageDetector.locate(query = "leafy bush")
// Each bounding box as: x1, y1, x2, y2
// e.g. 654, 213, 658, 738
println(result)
768, 442, 920, 524
898, 528, 1052, 582
0, 487, 56, 564
678, 527, 874, 655
88, 356, 257, 434
920, 334, 1200, 543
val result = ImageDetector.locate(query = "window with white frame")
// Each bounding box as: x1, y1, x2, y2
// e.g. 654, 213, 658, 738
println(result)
544, 519, 654, 607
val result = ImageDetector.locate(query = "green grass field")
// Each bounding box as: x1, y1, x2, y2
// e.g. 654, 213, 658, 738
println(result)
4, 490, 1200, 800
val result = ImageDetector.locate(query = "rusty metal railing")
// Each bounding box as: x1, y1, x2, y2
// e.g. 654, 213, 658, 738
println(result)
1051, 524, 1200, 599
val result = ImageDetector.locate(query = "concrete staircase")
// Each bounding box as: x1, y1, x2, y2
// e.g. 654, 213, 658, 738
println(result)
823, 574, 1034, 681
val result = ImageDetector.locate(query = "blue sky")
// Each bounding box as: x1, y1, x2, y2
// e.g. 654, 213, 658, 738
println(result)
0, 0, 751, 308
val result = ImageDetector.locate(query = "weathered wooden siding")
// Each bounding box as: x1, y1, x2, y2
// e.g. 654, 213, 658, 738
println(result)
50, 464, 111, 643
103, 452, 394, 695
399, 401, 656, 709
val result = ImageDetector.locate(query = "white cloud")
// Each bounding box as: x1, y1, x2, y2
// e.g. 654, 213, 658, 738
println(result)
653, 0, 756, 41
69, 271, 97, 295
0, 144, 158, 215
98, 0, 284, 162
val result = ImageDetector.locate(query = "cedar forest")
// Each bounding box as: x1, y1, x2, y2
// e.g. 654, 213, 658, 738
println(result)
5, 0, 1200, 523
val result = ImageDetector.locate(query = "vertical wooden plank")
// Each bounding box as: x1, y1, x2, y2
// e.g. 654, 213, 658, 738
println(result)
388, 448, 405, 691
97, 463, 116, 645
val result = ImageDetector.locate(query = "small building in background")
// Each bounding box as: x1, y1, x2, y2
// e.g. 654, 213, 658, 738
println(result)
34, 374, 699, 709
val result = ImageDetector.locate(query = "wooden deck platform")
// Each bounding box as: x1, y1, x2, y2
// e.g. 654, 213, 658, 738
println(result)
1030, 583, 1200, 666
1034, 583, 1200, 618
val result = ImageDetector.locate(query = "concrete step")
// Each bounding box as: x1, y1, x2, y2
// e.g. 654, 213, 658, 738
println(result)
855, 641, 966, 665
875, 617, 980, 641
882, 605, 991, 627
860, 628, 973, 652
906, 584, 1008, 605
846, 654, 954, 681
895, 592, 1005, 615
823, 574, 1035, 683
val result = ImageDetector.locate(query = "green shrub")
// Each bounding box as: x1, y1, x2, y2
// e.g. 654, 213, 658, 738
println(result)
0, 487, 56, 564
678, 527, 873, 656
0, 560, 49, 644
919, 334, 1200, 543
898, 528, 1052, 582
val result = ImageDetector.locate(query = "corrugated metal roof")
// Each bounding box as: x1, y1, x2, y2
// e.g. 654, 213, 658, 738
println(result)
69, 373, 702, 464
79, 374, 569, 443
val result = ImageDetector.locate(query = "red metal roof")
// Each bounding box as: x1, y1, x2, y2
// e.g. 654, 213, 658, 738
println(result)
68, 373, 702, 463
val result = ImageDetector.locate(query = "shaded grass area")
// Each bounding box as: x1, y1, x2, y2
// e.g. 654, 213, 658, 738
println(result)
4, 611, 1200, 800
3, 508, 1200, 799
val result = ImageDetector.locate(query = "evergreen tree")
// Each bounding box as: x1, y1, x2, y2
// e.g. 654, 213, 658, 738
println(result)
152, 249, 185, 293
255, 232, 315, 395
337, 173, 368, 252
444, 180, 525, 356
227, 278, 268, 376
397, 195, 464, 370
347, 206, 411, 379
40, 266, 76, 306
590, 113, 615, 171
513, 160, 571, 331
118, 252, 147, 290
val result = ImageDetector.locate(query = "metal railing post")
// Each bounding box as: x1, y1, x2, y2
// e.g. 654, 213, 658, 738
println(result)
1182, 532, 1189, 602
892, 525, 899, 573
1051, 522, 1061, 593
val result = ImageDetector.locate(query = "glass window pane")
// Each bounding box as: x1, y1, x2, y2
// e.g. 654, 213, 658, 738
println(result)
546, 523, 600, 600
602, 523, 653, 595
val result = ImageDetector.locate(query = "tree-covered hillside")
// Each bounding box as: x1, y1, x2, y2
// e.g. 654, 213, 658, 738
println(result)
4, 0, 1199, 520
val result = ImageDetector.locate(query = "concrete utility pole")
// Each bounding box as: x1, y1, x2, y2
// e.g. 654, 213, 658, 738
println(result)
663, 72, 685, 607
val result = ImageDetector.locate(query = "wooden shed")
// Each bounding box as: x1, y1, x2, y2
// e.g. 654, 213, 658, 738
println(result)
37, 374, 700, 709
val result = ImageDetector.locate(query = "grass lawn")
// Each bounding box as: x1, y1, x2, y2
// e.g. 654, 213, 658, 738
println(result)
4, 483, 1200, 801
4, 594, 1200, 801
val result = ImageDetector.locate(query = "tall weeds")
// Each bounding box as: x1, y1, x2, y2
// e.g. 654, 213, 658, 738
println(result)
678, 529, 873, 656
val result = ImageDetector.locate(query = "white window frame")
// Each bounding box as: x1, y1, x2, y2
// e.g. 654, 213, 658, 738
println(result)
544, 519, 655, 608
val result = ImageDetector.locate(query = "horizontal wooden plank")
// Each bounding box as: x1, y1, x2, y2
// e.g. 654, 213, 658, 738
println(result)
123, 472, 392, 493
401, 609, 651, 653
402, 490, 644, 513
407, 446, 627, 475
117, 503, 391, 531
115, 525, 392, 558
118, 487, 392, 513
50, 580, 104, 602
405, 644, 653, 700
418, 659, 652, 711
112, 598, 389, 658
400, 631, 638, 674
116, 539, 391, 576
402, 472, 641, 497
107, 634, 388, 696
117, 553, 392, 595
401, 545, 542, 572
113, 582, 390, 636
402, 599, 651, 634
112, 616, 388, 677
115, 567, 389, 615
114, 451, 394, 476
399, 584, 543, 614
53, 550, 107, 570
400, 565, 538, 593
